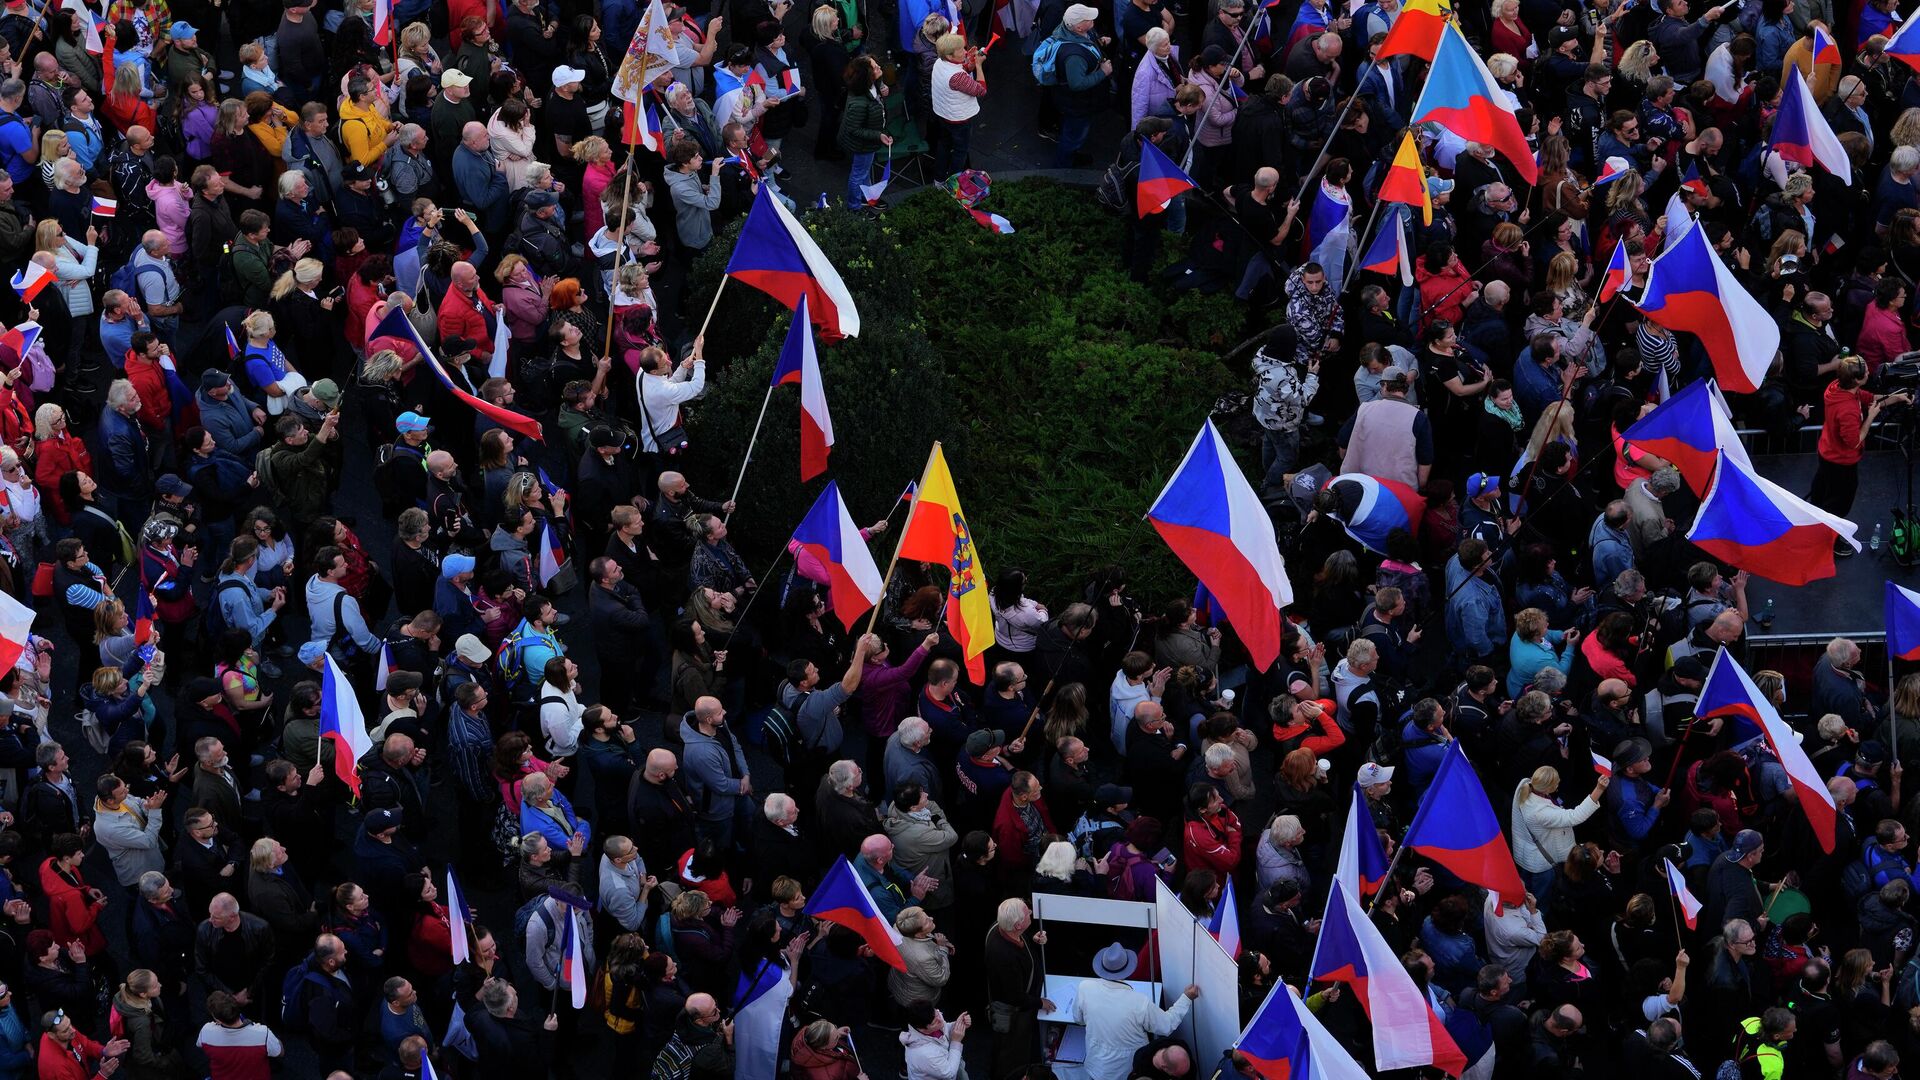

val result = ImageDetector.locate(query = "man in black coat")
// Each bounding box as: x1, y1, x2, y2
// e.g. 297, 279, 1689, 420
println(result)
587, 556, 652, 715
468, 977, 553, 1080
748, 792, 817, 902
172, 809, 245, 923
627, 749, 697, 875
574, 428, 640, 562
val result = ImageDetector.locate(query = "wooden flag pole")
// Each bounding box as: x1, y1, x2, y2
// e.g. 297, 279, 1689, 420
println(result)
865, 443, 937, 637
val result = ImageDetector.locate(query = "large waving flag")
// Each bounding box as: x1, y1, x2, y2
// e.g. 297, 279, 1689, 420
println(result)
897, 443, 994, 682
1598, 239, 1630, 303
445, 866, 472, 964
803, 855, 907, 969
0, 591, 33, 672
1890, 582, 1920, 660
1636, 215, 1778, 394
735, 961, 794, 1080
1147, 421, 1294, 673
1886, 14, 1920, 72
1403, 743, 1527, 909
319, 655, 373, 796
1305, 180, 1355, 293
559, 907, 588, 1008
1699, 648, 1838, 853
1238, 982, 1375, 1080
726, 185, 861, 338
371, 304, 544, 441
1138, 137, 1197, 218
1335, 783, 1392, 899
1379, 131, 1433, 225
1663, 858, 1701, 930
1360, 208, 1413, 285
793, 481, 883, 629
1377, 0, 1451, 60
0, 322, 40, 368
611, 0, 676, 138
769, 298, 833, 481
1207, 876, 1241, 958
371, 0, 392, 45
1311, 878, 1468, 1074
1686, 452, 1859, 584
1621, 377, 1752, 495
1774, 64, 1851, 181
1407, 24, 1537, 183
1323, 474, 1424, 554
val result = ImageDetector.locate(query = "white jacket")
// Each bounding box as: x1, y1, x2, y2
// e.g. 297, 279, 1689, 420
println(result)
1482, 892, 1548, 982
1509, 779, 1602, 873
538, 681, 585, 758
1072, 978, 1192, 1080
901, 1021, 967, 1080
636, 363, 706, 452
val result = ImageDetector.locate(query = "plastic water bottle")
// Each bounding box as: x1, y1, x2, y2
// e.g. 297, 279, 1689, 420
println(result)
1872, 523, 1884, 551
1758, 598, 1775, 628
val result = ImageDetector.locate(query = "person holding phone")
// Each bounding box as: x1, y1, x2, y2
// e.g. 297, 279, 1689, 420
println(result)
1810, 356, 1909, 540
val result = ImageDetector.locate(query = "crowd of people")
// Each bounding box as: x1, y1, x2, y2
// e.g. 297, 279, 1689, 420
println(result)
0, 0, 1906, 1079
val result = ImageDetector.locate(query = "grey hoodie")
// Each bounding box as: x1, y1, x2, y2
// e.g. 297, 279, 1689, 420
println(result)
679, 714, 749, 824
489, 526, 533, 591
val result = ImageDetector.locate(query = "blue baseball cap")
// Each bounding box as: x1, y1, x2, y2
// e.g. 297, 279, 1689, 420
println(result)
395, 411, 431, 433
297, 642, 326, 666
1467, 472, 1501, 498
170, 22, 197, 39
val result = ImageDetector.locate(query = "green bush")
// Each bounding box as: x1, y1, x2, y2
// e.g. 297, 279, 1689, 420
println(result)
684, 178, 1244, 605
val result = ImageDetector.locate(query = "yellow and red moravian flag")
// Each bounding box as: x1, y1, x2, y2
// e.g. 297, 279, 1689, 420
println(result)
896, 443, 994, 682
1379, 131, 1432, 225
1376, 0, 1451, 60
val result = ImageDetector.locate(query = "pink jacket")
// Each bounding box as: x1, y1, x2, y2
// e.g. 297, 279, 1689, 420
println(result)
856, 644, 932, 737
1857, 303, 1911, 372
147, 179, 191, 256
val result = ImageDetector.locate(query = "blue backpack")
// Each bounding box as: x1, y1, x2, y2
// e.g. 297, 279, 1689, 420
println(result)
107, 253, 163, 304
1031, 35, 1068, 85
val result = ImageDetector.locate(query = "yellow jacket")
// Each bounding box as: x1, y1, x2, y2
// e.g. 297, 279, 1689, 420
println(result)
338, 98, 393, 168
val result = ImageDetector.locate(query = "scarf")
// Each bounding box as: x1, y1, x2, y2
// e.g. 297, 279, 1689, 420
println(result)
1485, 397, 1524, 432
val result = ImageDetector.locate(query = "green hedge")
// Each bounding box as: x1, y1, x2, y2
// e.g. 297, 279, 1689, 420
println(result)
684, 177, 1243, 605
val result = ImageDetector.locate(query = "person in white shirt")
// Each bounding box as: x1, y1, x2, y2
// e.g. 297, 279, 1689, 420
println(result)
900, 999, 970, 1080
634, 339, 706, 453
1108, 653, 1168, 750
1072, 942, 1198, 1080
538, 655, 586, 760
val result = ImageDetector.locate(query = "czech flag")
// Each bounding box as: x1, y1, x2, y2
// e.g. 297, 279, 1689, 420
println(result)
1621, 377, 1751, 496
1403, 742, 1527, 910
1207, 876, 1241, 958
370, 303, 543, 441
769, 298, 833, 481
0, 322, 41, 364
1598, 239, 1630, 303
968, 208, 1016, 234
726, 184, 861, 338
1305, 180, 1355, 292
735, 960, 796, 1080
1636, 216, 1777, 394
89, 196, 116, 217
1334, 783, 1391, 899
373, 641, 395, 692
1378, 131, 1432, 225
0, 590, 33, 672
1593, 155, 1633, 189
1310, 878, 1468, 1074
858, 154, 893, 205
1360, 208, 1412, 285
897, 443, 995, 683
1590, 750, 1612, 777
371, 0, 391, 45
1323, 474, 1424, 554
1686, 452, 1859, 584
223, 324, 240, 360
1147, 420, 1295, 673
1698, 647, 1839, 853
1885, 12, 1920, 72
9, 263, 50, 302
1812, 24, 1841, 65
1774, 65, 1851, 181
445, 865, 472, 964
1376, 0, 1451, 60
319, 654, 373, 796
623, 92, 663, 153
1889, 582, 1920, 661
64, 0, 100, 54
537, 520, 568, 586
1138, 138, 1196, 218
1238, 982, 1375, 1080
1663, 858, 1701, 930
1408, 24, 1536, 182
558, 907, 588, 1008
803, 855, 907, 970
792, 481, 883, 629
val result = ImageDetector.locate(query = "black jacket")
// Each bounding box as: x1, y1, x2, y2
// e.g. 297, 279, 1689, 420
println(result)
588, 580, 651, 658
130, 899, 194, 990
627, 773, 696, 874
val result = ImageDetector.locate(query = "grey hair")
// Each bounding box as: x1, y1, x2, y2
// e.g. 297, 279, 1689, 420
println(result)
1034, 841, 1078, 880
1203, 743, 1235, 772
1648, 467, 1683, 497
480, 978, 514, 1016
208, 893, 240, 918
520, 771, 553, 800
1532, 665, 1568, 694
278, 169, 308, 198
137, 871, 169, 900
33, 741, 61, 768
1895, 145, 1920, 174
1346, 638, 1378, 667
1269, 814, 1305, 846
828, 759, 861, 794
996, 898, 1030, 934
763, 792, 796, 823
1827, 637, 1860, 665
107, 379, 139, 410
897, 717, 932, 749
894, 905, 931, 936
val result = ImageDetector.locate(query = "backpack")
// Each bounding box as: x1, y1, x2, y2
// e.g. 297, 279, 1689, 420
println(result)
755, 695, 806, 768
509, 895, 558, 983
1095, 143, 1138, 214
202, 578, 251, 644
1030, 35, 1068, 85
217, 245, 248, 306
1896, 952, 1920, 1012
252, 447, 284, 507
107, 253, 164, 306
279, 963, 327, 1033
498, 625, 546, 700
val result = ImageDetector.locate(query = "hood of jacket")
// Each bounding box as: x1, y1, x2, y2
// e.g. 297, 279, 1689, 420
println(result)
490, 527, 529, 556
305, 574, 345, 609
1861, 893, 1913, 934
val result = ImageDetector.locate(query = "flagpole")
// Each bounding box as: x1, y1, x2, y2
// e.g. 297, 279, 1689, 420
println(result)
865, 444, 938, 638
1293, 63, 1378, 203
600, 158, 640, 363
1364, 842, 1411, 915
695, 276, 731, 341
725, 385, 776, 522
1670, 884, 1684, 948
726, 542, 790, 631
1183, 16, 1260, 175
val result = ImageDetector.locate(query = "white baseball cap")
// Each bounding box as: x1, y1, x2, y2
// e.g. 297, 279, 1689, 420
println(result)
552, 65, 587, 88
1356, 762, 1396, 787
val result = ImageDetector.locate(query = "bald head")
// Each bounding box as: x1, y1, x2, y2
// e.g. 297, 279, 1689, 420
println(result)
425, 450, 455, 477
451, 261, 478, 289
1134, 700, 1166, 727
461, 122, 490, 150
645, 749, 677, 779
693, 696, 724, 728
859, 834, 893, 864
1254, 167, 1278, 192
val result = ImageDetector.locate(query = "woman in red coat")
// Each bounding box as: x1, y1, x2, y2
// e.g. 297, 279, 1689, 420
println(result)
32, 404, 91, 526
789, 1021, 862, 1080
1414, 240, 1476, 331
1180, 784, 1242, 880
1855, 278, 1912, 373
39, 842, 108, 956
404, 872, 455, 983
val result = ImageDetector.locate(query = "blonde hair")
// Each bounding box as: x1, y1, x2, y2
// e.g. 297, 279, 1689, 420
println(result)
1520, 766, 1561, 800
1892, 107, 1920, 150
90, 666, 126, 696
400, 22, 432, 53
494, 253, 529, 284
1486, 52, 1518, 80
1605, 170, 1645, 216
33, 403, 62, 440
242, 310, 276, 339
936, 32, 967, 59
1769, 229, 1807, 272
38, 129, 66, 162
570, 135, 610, 163
810, 3, 840, 38
1514, 607, 1548, 641
1619, 39, 1659, 83
1545, 251, 1579, 293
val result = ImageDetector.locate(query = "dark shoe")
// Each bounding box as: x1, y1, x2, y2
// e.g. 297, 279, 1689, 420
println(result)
260, 658, 284, 680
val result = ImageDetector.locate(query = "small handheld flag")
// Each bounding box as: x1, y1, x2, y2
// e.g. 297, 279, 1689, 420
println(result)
488, 307, 509, 380
1812, 24, 1841, 65
1663, 858, 1701, 929
445, 866, 473, 964
1137, 138, 1196, 218
1206, 876, 1241, 957
858, 154, 893, 206
9, 263, 51, 302
1590, 750, 1612, 777
318, 655, 373, 796
1598, 239, 1630, 303
89, 197, 117, 217
967, 208, 1016, 234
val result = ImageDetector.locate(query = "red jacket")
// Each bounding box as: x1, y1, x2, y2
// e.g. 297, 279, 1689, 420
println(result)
38, 858, 107, 955
123, 351, 173, 434
33, 433, 92, 525
438, 283, 495, 358
1182, 807, 1243, 880
1819, 380, 1874, 467
789, 1032, 861, 1080
36, 1030, 108, 1080
990, 789, 1056, 875
407, 904, 454, 982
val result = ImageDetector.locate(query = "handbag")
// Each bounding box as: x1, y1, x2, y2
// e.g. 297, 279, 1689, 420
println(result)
637, 371, 688, 454
1095, 144, 1136, 214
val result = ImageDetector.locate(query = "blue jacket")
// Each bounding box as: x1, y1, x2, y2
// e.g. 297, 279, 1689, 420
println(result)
0, 1003, 30, 1080
519, 789, 590, 850
1587, 516, 1634, 590
186, 447, 256, 509
1444, 555, 1505, 659
453, 145, 510, 232
1508, 630, 1571, 697
215, 572, 275, 648
1604, 773, 1663, 846
679, 714, 750, 823
854, 855, 914, 923
1399, 720, 1450, 796
97, 406, 152, 500
433, 578, 485, 644
195, 380, 264, 456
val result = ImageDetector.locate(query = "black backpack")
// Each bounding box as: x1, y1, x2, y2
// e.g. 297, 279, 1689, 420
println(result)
372, 443, 422, 518
279, 963, 327, 1033
201, 579, 252, 645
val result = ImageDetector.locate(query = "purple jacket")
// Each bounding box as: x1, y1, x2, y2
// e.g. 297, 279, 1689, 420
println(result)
856, 644, 931, 737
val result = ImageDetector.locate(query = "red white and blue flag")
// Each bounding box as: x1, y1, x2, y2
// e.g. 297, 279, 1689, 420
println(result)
538, 520, 568, 587
1323, 473, 1425, 554
90, 197, 116, 217
223, 324, 240, 360
372, 0, 392, 45
859, 154, 893, 205
803, 855, 906, 969
770, 297, 833, 481
735, 960, 794, 1080
1359, 208, 1413, 285
371, 304, 543, 441
1403, 743, 1527, 909
1590, 750, 1613, 777
1889, 581, 1920, 661
1138, 138, 1196, 218
968, 208, 1016, 234
1686, 452, 1858, 584
9, 263, 51, 303
1812, 24, 1842, 64
727, 185, 861, 338
1311, 877, 1468, 1074
1593, 155, 1632, 188
1335, 782, 1392, 899
0, 322, 41, 364
1237, 981, 1374, 1080
1147, 420, 1295, 672
1663, 858, 1701, 929
1886, 12, 1920, 72
1207, 875, 1241, 958
1697, 647, 1838, 852
1636, 216, 1778, 394
1406, 23, 1538, 183
445, 866, 472, 964
791, 481, 882, 628
0, 591, 35, 673
1773, 64, 1851, 180
1621, 377, 1751, 496
373, 641, 395, 692
558, 906, 588, 1008
1598, 239, 1630, 303
319, 655, 373, 796
624, 92, 664, 154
